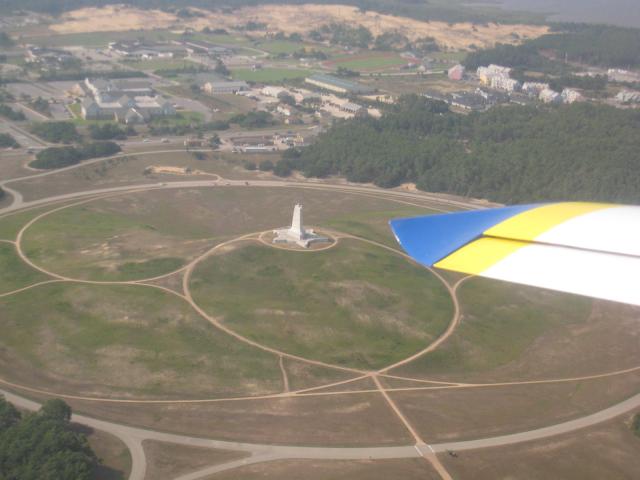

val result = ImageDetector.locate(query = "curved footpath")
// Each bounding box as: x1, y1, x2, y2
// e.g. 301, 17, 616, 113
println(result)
1, 161, 639, 479
3, 387, 640, 480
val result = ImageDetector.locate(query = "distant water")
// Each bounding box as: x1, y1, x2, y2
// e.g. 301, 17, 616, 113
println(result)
493, 0, 640, 28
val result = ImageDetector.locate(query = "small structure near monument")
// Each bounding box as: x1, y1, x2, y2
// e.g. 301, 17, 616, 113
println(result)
273, 204, 330, 248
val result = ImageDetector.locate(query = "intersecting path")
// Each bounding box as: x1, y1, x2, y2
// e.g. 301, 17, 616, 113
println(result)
1, 162, 639, 480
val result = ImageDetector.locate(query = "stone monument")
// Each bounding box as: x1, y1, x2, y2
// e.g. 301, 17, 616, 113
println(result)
273, 204, 330, 248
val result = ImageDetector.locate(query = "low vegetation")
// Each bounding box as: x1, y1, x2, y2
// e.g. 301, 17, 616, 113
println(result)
0, 397, 97, 480
633, 413, 640, 438
294, 95, 640, 204
31, 141, 121, 169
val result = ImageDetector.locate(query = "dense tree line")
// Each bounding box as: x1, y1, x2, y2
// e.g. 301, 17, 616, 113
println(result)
0, 397, 97, 479
30, 122, 80, 143
88, 123, 129, 140
228, 111, 273, 128
465, 24, 640, 73
0, 133, 19, 148
31, 141, 121, 169
293, 95, 640, 204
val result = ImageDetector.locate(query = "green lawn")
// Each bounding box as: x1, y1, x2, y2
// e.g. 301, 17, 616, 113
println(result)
27, 29, 179, 48
255, 40, 305, 55
329, 53, 406, 71
0, 243, 47, 294
395, 277, 592, 378
0, 205, 72, 241
21, 205, 201, 281
190, 239, 453, 370
190, 33, 252, 45
326, 206, 435, 248
0, 283, 282, 398
19, 187, 437, 282
230, 67, 312, 82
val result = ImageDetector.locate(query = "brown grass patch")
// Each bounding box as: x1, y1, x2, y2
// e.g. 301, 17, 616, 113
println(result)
50, 4, 548, 50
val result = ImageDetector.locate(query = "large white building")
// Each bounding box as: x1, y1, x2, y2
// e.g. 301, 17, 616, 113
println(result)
522, 82, 549, 96
561, 88, 583, 104
539, 88, 562, 104
203, 81, 249, 95
80, 78, 175, 123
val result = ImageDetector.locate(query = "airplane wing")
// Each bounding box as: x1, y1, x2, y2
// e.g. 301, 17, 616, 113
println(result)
389, 202, 640, 306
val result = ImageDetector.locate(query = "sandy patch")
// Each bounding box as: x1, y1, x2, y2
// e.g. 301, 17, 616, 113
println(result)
50, 4, 548, 50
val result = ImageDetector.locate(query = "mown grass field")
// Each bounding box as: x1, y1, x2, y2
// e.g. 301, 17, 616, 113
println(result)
0, 242, 47, 294
20, 187, 434, 281
393, 277, 597, 380
230, 67, 312, 82
327, 52, 406, 71
326, 206, 433, 247
190, 239, 453, 370
28, 29, 179, 48
0, 283, 282, 398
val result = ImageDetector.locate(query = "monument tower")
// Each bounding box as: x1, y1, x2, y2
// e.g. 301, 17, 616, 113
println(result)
273, 204, 330, 248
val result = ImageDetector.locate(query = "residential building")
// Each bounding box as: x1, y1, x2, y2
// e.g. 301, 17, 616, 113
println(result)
539, 88, 562, 104
477, 64, 511, 85
522, 82, 550, 96
561, 88, 583, 104
79, 78, 175, 123
448, 64, 465, 81
340, 102, 367, 116
616, 90, 640, 104
490, 76, 521, 92
607, 68, 640, 83
261, 86, 290, 98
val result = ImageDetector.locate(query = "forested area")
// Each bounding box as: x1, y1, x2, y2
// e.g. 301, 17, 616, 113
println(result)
0, 397, 97, 479
293, 96, 640, 204
465, 24, 640, 71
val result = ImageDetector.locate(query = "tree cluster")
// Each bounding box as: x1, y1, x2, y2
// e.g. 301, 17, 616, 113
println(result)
31, 122, 80, 144
88, 123, 129, 140
0, 396, 97, 480
310, 23, 373, 49
294, 95, 640, 204
465, 24, 640, 75
28, 97, 50, 116
0, 104, 26, 121
228, 111, 274, 128
0, 133, 19, 148
31, 141, 121, 169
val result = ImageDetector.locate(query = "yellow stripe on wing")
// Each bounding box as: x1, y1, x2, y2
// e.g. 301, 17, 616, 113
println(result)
484, 202, 615, 241
434, 237, 527, 275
